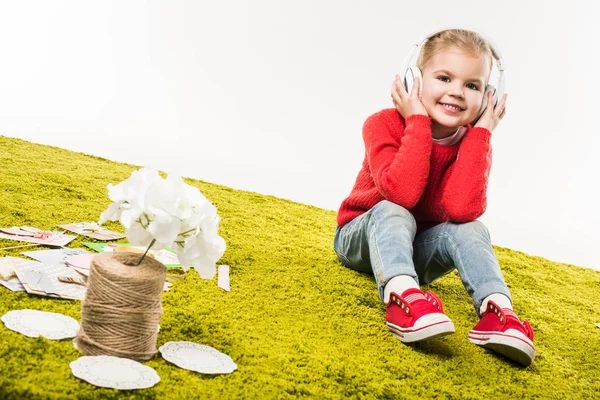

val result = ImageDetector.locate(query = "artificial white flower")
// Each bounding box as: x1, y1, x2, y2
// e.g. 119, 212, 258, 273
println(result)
99, 167, 226, 277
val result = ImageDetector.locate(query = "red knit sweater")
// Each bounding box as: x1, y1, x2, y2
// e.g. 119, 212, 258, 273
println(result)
337, 108, 492, 231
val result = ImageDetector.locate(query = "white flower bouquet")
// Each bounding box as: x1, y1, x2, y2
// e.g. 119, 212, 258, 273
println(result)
99, 167, 226, 279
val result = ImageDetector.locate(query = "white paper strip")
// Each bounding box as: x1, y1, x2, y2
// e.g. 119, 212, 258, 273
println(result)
218, 265, 230, 292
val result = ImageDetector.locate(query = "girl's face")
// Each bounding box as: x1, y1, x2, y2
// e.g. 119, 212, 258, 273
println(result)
420, 47, 490, 138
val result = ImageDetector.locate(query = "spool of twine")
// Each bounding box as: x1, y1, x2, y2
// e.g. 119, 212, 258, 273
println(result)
74, 251, 167, 361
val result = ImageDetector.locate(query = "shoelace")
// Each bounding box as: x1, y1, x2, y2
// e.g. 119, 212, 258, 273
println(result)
493, 305, 534, 341
391, 292, 426, 315
424, 291, 444, 313
521, 320, 534, 340
391, 290, 445, 316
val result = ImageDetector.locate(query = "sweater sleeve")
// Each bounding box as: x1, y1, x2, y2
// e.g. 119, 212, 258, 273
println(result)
363, 110, 433, 209
440, 127, 492, 222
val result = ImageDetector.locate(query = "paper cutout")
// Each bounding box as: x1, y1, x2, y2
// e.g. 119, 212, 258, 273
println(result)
218, 265, 230, 292
0, 226, 75, 247
70, 356, 160, 390
1, 309, 80, 339
58, 222, 125, 241
159, 341, 237, 374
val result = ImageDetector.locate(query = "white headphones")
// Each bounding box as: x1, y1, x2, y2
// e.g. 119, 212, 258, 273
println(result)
401, 29, 505, 125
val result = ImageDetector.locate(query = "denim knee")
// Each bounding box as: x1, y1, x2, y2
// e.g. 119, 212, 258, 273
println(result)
448, 220, 491, 245
372, 200, 417, 234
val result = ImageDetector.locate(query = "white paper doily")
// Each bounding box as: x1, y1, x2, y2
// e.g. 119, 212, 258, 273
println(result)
159, 341, 237, 374
70, 356, 160, 390
1, 309, 80, 340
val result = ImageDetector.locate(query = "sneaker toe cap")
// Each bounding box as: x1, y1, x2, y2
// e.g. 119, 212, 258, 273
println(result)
413, 312, 454, 330
504, 328, 534, 343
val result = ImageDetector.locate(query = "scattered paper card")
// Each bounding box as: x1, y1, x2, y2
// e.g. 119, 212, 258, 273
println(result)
61, 252, 171, 291
70, 356, 160, 390
0, 258, 25, 292
596, 323, 600, 329
0, 226, 37, 237
1, 309, 80, 340
0, 226, 76, 247
58, 222, 125, 241
22, 248, 91, 266
8, 256, 87, 300
0, 276, 25, 292
83, 242, 182, 269
64, 253, 94, 273
218, 265, 230, 292
0, 257, 16, 280
159, 341, 237, 374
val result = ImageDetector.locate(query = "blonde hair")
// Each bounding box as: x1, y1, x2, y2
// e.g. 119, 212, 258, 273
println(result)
416, 29, 493, 73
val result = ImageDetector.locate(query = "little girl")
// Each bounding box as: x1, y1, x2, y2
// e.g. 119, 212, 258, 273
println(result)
334, 29, 535, 367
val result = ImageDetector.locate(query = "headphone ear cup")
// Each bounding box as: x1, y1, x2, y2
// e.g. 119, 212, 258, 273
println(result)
472, 85, 497, 125
403, 67, 423, 99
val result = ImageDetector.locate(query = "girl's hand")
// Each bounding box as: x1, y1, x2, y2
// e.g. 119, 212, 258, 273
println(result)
474, 92, 507, 132
391, 74, 428, 119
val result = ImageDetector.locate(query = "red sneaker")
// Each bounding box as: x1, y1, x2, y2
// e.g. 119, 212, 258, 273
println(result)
385, 288, 455, 343
468, 300, 535, 366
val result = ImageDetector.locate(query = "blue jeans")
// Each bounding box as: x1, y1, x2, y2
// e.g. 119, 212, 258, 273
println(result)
334, 200, 511, 315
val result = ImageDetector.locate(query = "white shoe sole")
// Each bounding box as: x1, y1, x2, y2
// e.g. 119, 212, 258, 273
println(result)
469, 329, 535, 366
387, 314, 455, 343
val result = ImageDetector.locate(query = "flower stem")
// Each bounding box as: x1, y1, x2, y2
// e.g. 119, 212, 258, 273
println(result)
137, 238, 156, 266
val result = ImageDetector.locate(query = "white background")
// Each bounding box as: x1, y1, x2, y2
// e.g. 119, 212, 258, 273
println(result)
1, 1, 598, 271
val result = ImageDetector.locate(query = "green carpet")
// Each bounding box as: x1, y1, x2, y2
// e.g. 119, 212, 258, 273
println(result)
0, 135, 599, 399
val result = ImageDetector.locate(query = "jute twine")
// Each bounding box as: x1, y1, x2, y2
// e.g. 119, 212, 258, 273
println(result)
74, 251, 167, 361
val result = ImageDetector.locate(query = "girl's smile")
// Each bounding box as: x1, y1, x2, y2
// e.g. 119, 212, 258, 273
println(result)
438, 102, 465, 113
